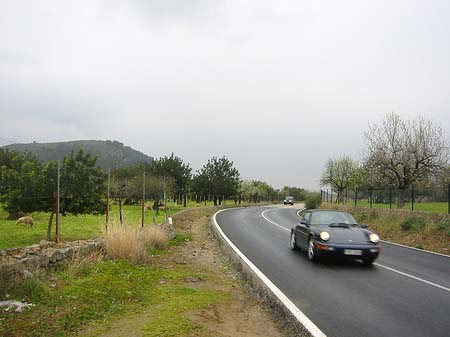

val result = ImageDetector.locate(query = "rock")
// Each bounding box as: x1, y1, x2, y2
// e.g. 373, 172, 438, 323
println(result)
0, 300, 35, 312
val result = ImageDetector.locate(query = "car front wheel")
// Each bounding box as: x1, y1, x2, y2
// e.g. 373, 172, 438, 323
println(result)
308, 238, 319, 262
290, 230, 299, 251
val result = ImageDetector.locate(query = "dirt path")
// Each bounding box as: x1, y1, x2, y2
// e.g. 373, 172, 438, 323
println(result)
77, 207, 285, 337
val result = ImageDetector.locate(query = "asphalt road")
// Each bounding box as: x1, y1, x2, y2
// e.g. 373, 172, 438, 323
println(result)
215, 206, 450, 337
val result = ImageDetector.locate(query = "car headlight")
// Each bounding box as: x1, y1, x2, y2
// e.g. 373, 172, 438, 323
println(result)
369, 233, 380, 243
320, 231, 330, 241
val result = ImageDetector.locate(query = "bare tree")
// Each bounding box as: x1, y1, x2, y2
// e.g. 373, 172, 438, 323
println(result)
321, 156, 361, 204
364, 112, 449, 207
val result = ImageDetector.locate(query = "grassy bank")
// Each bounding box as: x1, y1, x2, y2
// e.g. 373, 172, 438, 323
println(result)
0, 207, 229, 337
0, 249, 229, 337
322, 203, 450, 255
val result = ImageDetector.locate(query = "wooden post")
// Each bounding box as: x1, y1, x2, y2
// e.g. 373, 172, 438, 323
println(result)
55, 160, 60, 243
106, 169, 110, 230
389, 187, 392, 209
448, 183, 450, 214
141, 170, 145, 227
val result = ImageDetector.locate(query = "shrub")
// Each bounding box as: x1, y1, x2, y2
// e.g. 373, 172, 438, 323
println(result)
437, 219, 450, 231
305, 193, 322, 209
354, 209, 367, 222
401, 216, 426, 231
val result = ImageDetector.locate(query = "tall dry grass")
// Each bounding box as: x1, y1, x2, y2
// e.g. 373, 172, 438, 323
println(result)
65, 251, 104, 277
102, 222, 168, 264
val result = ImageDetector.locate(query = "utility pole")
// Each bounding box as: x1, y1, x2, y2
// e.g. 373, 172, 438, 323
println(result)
55, 160, 60, 243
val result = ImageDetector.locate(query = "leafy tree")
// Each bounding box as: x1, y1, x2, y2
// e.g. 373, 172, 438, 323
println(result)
239, 180, 277, 203
147, 153, 191, 205
1, 149, 106, 239
199, 156, 240, 205
364, 112, 449, 207
191, 173, 209, 204
280, 186, 307, 202
0, 150, 45, 216
321, 156, 360, 204
45, 150, 106, 239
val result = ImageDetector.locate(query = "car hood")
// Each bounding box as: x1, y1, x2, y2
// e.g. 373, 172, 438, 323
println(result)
324, 227, 370, 245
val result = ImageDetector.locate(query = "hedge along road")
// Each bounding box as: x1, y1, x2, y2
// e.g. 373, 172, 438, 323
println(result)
214, 206, 450, 337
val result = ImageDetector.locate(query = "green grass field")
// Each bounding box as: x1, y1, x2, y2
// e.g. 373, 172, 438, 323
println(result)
0, 201, 216, 249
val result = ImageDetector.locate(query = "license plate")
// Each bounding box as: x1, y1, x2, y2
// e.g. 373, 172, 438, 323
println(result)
344, 249, 362, 256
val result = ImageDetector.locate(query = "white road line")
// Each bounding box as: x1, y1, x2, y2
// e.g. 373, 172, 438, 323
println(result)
261, 209, 290, 232
261, 208, 450, 294
213, 209, 327, 337
374, 263, 450, 293
380, 240, 450, 258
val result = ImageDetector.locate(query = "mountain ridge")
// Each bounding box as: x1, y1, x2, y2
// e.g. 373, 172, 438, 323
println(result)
2, 140, 153, 170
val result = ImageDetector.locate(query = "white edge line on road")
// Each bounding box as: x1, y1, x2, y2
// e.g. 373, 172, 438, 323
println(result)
261, 208, 450, 294
373, 263, 450, 293
380, 240, 450, 258
213, 209, 327, 337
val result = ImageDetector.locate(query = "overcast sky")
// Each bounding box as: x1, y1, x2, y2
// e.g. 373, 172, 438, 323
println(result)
1, 0, 449, 190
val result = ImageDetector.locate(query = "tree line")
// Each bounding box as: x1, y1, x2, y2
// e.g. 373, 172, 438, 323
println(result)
0, 148, 309, 234
321, 112, 450, 207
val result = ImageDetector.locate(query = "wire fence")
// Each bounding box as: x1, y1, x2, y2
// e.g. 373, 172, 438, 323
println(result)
321, 184, 450, 214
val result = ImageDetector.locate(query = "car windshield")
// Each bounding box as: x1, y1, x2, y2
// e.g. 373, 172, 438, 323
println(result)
310, 211, 357, 226
285, 196, 294, 200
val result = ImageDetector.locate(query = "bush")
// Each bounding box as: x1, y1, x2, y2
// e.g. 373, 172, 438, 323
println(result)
353, 209, 367, 222
401, 216, 426, 231
305, 193, 322, 209
437, 219, 450, 231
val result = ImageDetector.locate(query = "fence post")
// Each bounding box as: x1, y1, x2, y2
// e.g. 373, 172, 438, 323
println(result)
106, 169, 110, 230
354, 188, 358, 207
141, 170, 145, 227
55, 160, 60, 243
448, 183, 450, 214
389, 187, 392, 209
369, 190, 373, 208
411, 184, 414, 211
331, 188, 333, 204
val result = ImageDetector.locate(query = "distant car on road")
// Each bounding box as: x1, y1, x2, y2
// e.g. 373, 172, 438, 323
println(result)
283, 196, 294, 205
290, 209, 380, 265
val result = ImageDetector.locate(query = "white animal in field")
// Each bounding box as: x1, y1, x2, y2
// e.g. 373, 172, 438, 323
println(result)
15, 216, 34, 227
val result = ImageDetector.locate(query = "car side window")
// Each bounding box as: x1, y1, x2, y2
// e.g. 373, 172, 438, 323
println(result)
304, 212, 311, 224
298, 210, 307, 220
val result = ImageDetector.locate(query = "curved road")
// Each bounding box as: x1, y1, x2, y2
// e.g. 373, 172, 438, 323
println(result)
215, 206, 450, 337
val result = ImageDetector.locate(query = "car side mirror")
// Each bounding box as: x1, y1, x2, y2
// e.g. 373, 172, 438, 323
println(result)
300, 219, 308, 226
361, 224, 368, 229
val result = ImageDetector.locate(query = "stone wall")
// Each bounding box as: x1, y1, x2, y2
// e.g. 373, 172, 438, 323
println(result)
0, 239, 104, 283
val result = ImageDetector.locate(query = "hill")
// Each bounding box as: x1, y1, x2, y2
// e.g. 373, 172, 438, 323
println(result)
2, 140, 153, 170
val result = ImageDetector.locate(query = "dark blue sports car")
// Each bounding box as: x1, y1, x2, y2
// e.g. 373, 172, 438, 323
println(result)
290, 209, 380, 265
